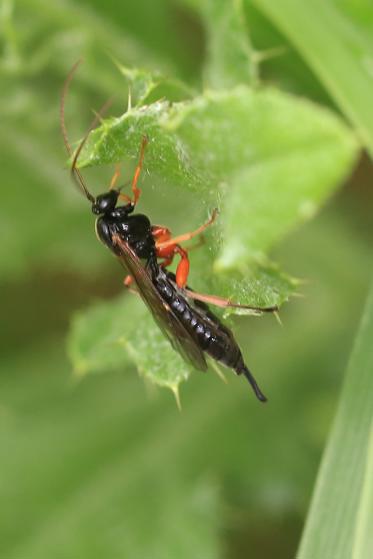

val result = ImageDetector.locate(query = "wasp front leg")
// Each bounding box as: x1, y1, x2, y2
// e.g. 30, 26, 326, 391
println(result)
131, 135, 148, 205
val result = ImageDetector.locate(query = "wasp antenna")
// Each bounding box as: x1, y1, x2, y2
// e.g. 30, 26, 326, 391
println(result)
60, 59, 82, 157
71, 96, 113, 203
61, 60, 96, 204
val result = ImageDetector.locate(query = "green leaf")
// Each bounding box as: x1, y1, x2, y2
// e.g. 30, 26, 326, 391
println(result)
187, 242, 298, 311
71, 82, 358, 389
79, 85, 359, 269
298, 279, 373, 559
115, 63, 196, 107
119, 311, 192, 391
68, 295, 136, 377
68, 257, 296, 390
251, 0, 373, 157
69, 294, 194, 391
208, 265, 298, 313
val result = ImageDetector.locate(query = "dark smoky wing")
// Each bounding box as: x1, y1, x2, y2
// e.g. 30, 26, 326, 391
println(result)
112, 235, 208, 372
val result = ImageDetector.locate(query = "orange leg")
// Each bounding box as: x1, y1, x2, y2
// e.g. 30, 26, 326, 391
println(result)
110, 164, 121, 189
182, 288, 278, 313
155, 209, 218, 250
153, 225, 206, 253
123, 274, 138, 296
152, 225, 172, 244
174, 246, 190, 288
153, 226, 176, 269
109, 164, 132, 203
109, 134, 148, 205
157, 243, 190, 288
131, 135, 148, 205
119, 192, 132, 203
153, 220, 209, 288
159, 256, 174, 269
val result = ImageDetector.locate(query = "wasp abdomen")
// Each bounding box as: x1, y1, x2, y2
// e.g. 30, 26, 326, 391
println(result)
155, 275, 243, 369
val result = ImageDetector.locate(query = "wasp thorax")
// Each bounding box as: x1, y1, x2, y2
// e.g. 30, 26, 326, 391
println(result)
92, 190, 119, 215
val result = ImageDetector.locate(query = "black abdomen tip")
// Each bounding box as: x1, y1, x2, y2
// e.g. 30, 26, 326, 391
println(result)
255, 389, 268, 403
239, 366, 268, 403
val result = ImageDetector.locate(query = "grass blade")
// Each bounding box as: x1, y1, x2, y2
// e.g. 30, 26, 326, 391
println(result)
298, 280, 373, 559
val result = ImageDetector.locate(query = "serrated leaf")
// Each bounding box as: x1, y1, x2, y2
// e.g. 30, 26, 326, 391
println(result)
210, 265, 298, 313
69, 83, 359, 389
118, 311, 193, 390
188, 241, 298, 311
69, 294, 194, 390
78, 85, 358, 270
116, 63, 195, 106
68, 295, 137, 376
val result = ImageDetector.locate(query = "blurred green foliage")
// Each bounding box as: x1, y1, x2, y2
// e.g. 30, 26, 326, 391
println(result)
1, 0, 373, 558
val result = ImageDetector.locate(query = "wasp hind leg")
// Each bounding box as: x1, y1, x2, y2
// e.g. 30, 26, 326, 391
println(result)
182, 288, 278, 313
123, 274, 139, 296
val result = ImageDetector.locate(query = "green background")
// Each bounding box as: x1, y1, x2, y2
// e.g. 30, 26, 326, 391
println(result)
1, 1, 373, 557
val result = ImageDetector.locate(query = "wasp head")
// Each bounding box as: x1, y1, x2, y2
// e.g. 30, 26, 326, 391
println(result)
92, 190, 119, 215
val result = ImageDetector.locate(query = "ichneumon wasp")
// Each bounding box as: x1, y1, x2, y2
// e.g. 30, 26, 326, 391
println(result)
60, 61, 278, 402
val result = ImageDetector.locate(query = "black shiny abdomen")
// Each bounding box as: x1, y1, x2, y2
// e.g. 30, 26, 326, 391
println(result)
155, 272, 244, 372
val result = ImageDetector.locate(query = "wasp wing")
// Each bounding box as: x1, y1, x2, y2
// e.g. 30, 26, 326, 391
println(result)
112, 234, 208, 372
